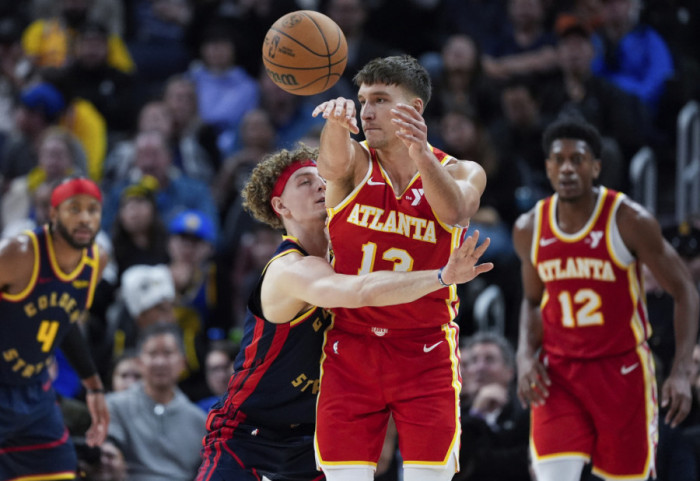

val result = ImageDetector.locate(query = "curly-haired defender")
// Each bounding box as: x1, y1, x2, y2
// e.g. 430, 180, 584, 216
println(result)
241, 144, 319, 230
196, 143, 493, 481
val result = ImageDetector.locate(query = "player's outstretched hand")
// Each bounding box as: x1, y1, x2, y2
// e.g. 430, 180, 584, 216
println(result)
516, 354, 551, 408
440, 230, 493, 285
391, 103, 429, 157
85, 391, 110, 446
312, 97, 360, 134
661, 370, 692, 428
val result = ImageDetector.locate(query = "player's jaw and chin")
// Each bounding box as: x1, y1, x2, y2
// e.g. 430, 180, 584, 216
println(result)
54, 218, 98, 250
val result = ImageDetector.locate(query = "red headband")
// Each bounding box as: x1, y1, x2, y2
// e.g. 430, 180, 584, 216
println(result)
50, 178, 103, 208
270, 159, 317, 205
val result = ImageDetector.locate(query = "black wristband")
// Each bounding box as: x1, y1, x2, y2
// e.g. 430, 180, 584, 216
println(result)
438, 267, 453, 287
86, 388, 105, 394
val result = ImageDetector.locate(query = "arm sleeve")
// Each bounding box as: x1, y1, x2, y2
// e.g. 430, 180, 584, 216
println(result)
60, 323, 98, 380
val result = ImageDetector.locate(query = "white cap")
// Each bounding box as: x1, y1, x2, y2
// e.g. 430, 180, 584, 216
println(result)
121, 264, 175, 317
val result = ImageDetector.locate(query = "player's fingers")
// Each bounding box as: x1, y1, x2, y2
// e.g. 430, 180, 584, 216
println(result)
667, 391, 691, 427
474, 262, 494, 275
473, 237, 491, 258
312, 102, 329, 117
349, 117, 360, 134
536, 362, 552, 387
344, 99, 355, 118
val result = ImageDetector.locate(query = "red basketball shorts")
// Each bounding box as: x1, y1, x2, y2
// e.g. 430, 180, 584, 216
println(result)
314, 321, 461, 469
531, 344, 658, 480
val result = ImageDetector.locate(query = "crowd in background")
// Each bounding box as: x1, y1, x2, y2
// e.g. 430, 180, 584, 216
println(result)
0, 0, 699, 479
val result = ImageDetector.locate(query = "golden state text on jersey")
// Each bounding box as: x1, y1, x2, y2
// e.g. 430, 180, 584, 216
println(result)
0, 226, 99, 384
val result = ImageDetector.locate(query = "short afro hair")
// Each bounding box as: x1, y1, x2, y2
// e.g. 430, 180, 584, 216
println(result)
542, 114, 602, 159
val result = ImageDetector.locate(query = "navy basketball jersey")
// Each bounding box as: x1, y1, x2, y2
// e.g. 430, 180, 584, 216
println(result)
205, 236, 331, 436
0, 226, 100, 385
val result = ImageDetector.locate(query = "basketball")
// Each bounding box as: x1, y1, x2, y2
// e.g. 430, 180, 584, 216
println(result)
262, 10, 347, 96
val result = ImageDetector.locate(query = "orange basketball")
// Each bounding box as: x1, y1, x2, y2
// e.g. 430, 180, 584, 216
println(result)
262, 10, 347, 96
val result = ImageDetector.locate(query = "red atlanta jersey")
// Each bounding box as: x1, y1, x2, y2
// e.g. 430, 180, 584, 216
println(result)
531, 187, 651, 358
327, 142, 464, 330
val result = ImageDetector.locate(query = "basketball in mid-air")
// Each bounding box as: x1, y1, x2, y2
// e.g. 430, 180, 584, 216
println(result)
262, 10, 347, 96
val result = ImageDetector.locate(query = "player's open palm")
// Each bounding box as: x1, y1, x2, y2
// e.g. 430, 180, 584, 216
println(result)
440, 230, 493, 285
391, 103, 429, 158
312, 97, 360, 134
85, 392, 110, 446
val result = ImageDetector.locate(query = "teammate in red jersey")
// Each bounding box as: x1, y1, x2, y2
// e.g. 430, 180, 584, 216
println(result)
513, 116, 699, 481
311, 55, 487, 481
196, 145, 492, 481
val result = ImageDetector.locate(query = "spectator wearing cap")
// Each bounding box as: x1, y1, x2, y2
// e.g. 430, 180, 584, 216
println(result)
0, 81, 66, 188
21, 0, 134, 74
538, 13, 651, 184
100, 130, 219, 238
107, 263, 177, 362
167, 209, 221, 400
66, 21, 139, 135
186, 25, 259, 154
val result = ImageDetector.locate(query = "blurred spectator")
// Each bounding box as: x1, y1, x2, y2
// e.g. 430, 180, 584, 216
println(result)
591, 0, 674, 116
187, 25, 259, 155
1, 127, 86, 233
186, 0, 299, 78
258, 73, 325, 151
106, 323, 207, 481
438, 0, 509, 56
31, 0, 126, 36
109, 176, 170, 279
36, 69, 109, 181
66, 21, 139, 135
212, 108, 276, 214
76, 437, 128, 481
482, 0, 559, 81
425, 34, 501, 134
0, 81, 66, 187
109, 350, 142, 393
196, 339, 238, 412
489, 76, 551, 206
324, 0, 398, 86
540, 15, 650, 167
162, 74, 221, 173
0, 17, 27, 133
102, 100, 214, 190
21, 0, 134, 74
363, 0, 442, 58
108, 263, 177, 360
101, 130, 219, 236
167, 209, 221, 399
123, 0, 192, 91
455, 331, 530, 481
229, 222, 279, 327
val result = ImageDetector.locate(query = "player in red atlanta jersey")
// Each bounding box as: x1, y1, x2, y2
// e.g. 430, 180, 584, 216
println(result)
311, 55, 487, 481
513, 116, 699, 481
195, 145, 492, 481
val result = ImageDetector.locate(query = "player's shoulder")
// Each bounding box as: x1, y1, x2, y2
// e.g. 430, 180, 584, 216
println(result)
614, 195, 656, 229
0, 231, 37, 261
